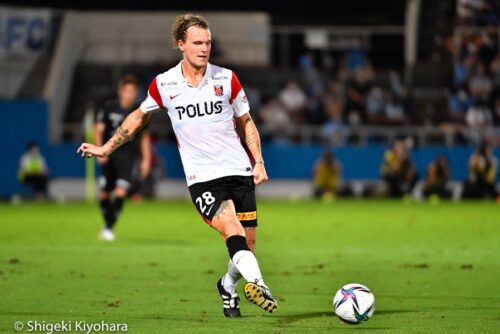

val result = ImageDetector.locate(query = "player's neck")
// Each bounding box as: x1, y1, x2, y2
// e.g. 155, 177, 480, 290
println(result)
181, 60, 207, 87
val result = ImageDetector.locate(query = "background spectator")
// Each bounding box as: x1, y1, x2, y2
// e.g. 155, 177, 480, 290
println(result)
380, 140, 418, 198
17, 142, 49, 199
423, 155, 452, 199
313, 150, 342, 199
279, 81, 308, 124
463, 141, 498, 199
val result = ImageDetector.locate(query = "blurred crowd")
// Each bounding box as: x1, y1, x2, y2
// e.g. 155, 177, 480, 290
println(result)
252, 46, 410, 145
443, 28, 500, 137
456, 0, 499, 27
248, 4, 499, 146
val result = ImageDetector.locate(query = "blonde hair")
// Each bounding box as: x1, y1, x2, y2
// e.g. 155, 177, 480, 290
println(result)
171, 14, 209, 48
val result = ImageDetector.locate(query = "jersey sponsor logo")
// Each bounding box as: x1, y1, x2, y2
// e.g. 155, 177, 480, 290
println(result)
214, 84, 224, 97
170, 93, 182, 100
236, 211, 257, 221
176, 101, 223, 120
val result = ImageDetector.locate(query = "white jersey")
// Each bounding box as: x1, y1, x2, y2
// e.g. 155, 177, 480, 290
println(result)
140, 61, 253, 186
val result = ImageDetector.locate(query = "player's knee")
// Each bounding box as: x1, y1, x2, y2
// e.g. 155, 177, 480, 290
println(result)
212, 218, 244, 240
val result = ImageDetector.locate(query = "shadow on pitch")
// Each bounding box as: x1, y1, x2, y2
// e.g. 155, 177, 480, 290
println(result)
375, 309, 416, 315
275, 309, 416, 326
275, 311, 330, 324
275, 311, 393, 330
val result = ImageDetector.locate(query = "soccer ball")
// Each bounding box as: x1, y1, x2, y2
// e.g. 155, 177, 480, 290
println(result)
332, 283, 375, 324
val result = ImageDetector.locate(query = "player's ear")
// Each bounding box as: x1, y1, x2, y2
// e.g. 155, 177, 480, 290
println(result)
178, 40, 185, 52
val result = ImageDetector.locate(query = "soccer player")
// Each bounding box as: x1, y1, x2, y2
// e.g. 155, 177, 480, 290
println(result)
94, 75, 151, 241
77, 14, 277, 317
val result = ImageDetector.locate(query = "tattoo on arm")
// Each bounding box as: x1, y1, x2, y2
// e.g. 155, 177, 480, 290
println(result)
214, 200, 230, 218
242, 116, 260, 148
245, 130, 260, 147
110, 127, 131, 150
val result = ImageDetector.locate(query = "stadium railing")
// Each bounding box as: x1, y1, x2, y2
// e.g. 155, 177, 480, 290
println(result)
61, 121, 499, 147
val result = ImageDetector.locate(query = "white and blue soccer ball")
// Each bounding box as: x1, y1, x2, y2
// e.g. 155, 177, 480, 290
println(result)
333, 283, 375, 324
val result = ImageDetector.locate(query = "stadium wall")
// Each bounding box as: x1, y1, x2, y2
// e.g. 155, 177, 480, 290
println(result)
1, 101, 497, 197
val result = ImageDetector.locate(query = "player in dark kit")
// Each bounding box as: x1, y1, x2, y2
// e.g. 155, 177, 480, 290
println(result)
95, 75, 151, 241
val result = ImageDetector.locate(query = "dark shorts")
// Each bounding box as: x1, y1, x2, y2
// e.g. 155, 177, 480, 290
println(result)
188, 175, 257, 227
99, 155, 135, 192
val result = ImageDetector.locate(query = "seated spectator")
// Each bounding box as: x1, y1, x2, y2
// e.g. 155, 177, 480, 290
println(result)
384, 91, 410, 125
463, 141, 498, 199
320, 81, 348, 145
313, 150, 342, 199
388, 70, 407, 100
466, 102, 494, 129
446, 88, 472, 124
345, 37, 367, 70
366, 85, 386, 124
17, 142, 49, 198
345, 67, 373, 125
279, 81, 308, 124
469, 64, 493, 104
380, 140, 418, 197
299, 53, 324, 97
423, 155, 452, 199
259, 98, 294, 143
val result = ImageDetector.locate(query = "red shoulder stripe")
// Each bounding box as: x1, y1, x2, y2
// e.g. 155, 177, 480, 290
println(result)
229, 71, 242, 104
148, 77, 163, 108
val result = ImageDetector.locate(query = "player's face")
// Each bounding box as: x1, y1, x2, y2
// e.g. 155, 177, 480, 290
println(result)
179, 26, 211, 69
118, 84, 138, 109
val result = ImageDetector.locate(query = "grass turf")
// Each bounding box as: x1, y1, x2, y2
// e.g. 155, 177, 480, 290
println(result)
0, 199, 499, 333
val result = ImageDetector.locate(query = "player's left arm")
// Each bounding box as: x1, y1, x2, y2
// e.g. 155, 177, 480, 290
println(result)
139, 131, 152, 178
236, 113, 268, 185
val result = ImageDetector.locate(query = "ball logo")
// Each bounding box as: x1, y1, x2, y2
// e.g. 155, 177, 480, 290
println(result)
213, 84, 224, 97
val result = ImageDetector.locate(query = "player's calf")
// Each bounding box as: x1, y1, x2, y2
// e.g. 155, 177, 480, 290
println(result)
225, 235, 278, 313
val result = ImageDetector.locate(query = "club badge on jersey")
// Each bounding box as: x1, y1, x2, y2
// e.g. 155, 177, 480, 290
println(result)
214, 84, 224, 97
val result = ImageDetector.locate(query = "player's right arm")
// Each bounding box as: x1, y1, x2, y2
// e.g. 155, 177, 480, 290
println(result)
78, 108, 150, 158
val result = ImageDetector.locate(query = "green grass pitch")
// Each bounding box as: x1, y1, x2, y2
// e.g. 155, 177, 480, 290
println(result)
0, 199, 499, 333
